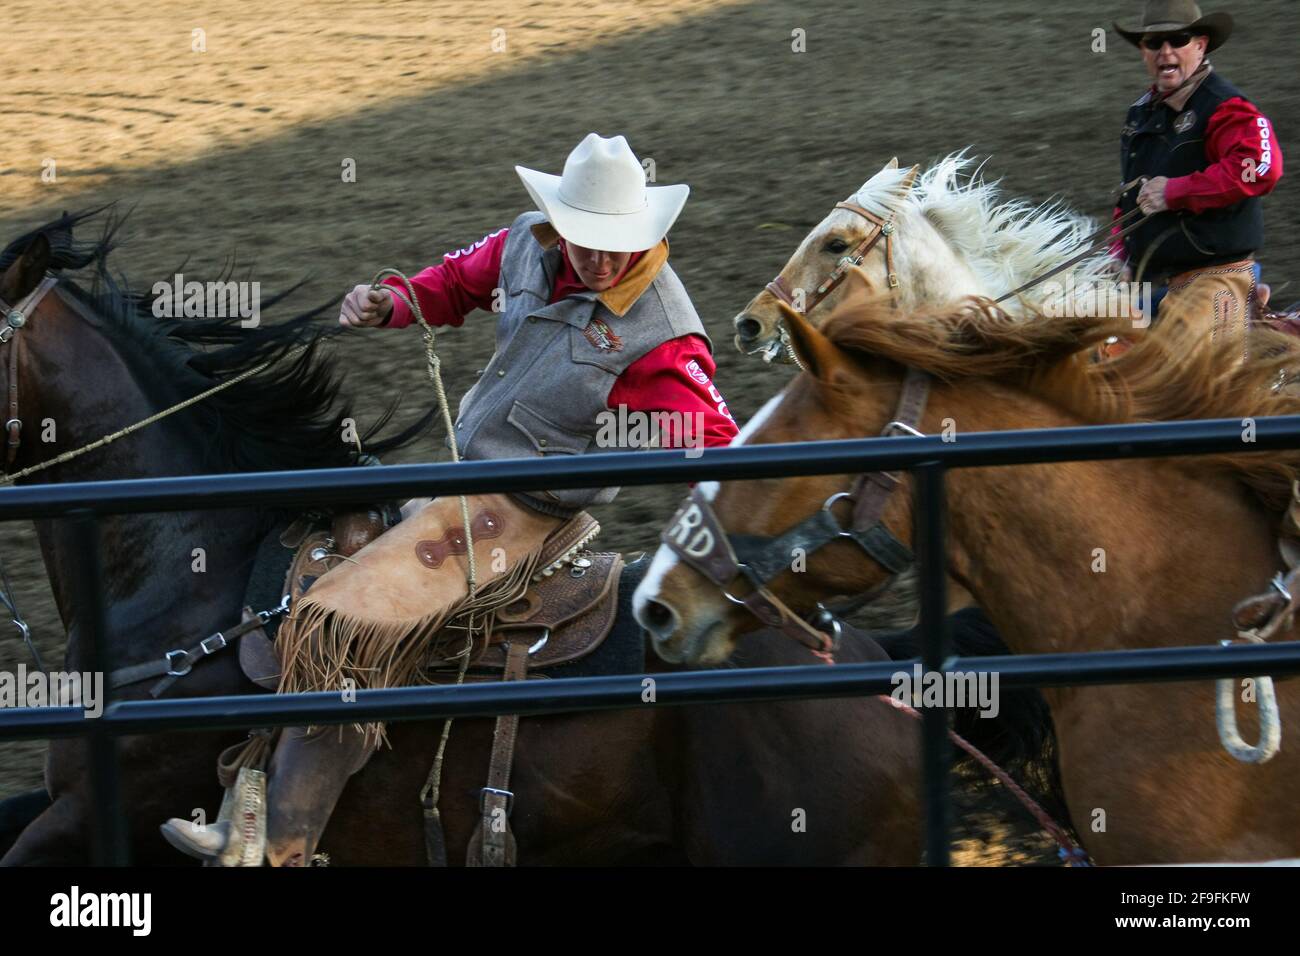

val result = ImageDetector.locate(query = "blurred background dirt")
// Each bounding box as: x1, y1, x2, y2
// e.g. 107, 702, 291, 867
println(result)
1, 0, 1296, 864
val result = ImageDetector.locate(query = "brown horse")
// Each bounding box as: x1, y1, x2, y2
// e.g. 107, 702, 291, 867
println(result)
2, 209, 1002, 866
635, 286, 1300, 864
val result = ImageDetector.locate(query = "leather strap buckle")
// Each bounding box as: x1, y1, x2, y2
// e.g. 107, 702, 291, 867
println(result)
165, 649, 192, 677
479, 787, 514, 816
200, 632, 228, 655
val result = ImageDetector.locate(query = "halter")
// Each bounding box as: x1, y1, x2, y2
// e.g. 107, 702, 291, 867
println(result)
0, 273, 57, 670
0, 274, 57, 469
660, 367, 931, 662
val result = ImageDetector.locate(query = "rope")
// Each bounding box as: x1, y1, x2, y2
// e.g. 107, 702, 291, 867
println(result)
369, 268, 488, 863
875, 694, 1091, 866
0, 344, 309, 485
369, 269, 477, 595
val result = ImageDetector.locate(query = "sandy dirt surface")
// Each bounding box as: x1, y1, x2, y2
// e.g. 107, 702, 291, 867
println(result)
1, 0, 1297, 864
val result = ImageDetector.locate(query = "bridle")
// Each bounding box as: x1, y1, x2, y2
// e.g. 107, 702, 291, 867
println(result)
0, 273, 57, 669
0, 273, 57, 469
660, 367, 931, 662
765, 190, 911, 319
758, 170, 917, 367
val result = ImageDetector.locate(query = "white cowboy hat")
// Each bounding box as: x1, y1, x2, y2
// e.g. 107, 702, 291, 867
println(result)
515, 133, 689, 253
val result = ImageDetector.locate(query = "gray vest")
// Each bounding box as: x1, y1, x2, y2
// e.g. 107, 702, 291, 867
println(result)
453, 211, 710, 513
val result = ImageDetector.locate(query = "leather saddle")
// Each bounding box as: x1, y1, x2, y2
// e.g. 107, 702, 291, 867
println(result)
238, 505, 622, 690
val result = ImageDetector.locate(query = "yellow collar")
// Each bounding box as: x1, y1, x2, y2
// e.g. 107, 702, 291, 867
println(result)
529, 220, 670, 317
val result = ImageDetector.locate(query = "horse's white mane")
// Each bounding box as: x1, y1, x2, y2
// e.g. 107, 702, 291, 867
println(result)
852, 151, 1113, 308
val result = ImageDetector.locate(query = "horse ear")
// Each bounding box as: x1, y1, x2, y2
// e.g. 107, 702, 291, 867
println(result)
0, 233, 51, 304
780, 305, 844, 382
886, 156, 899, 170
899, 163, 921, 193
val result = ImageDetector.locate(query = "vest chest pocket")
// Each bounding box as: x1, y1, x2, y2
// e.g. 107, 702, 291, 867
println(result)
507, 400, 590, 456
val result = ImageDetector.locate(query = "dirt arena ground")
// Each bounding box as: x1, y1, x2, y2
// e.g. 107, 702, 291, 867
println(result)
1, 0, 1297, 865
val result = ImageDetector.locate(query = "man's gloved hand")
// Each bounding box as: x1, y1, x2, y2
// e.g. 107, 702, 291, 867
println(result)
339, 284, 395, 328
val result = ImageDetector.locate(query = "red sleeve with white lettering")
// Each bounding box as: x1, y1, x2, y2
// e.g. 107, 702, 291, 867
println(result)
380, 227, 508, 329
1165, 98, 1283, 213
608, 335, 738, 449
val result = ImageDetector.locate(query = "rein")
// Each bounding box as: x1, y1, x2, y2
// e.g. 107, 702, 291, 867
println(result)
0, 276, 312, 487
661, 367, 931, 662
994, 176, 1152, 306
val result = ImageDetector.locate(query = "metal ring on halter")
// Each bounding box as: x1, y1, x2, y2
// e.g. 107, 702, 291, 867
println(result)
1270, 572, 1292, 604
821, 491, 860, 538
722, 564, 757, 605
882, 420, 925, 438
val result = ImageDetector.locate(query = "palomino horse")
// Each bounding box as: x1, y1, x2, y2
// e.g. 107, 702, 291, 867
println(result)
635, 290, 1300, 864
733, 153, 1117, 362
0, 211, 1051, 865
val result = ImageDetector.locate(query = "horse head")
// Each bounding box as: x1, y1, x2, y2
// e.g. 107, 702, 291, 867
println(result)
733, 158, 922, 362
0, 214, 112, 478
733, 153, 1115, 364
636, 304, 922, 665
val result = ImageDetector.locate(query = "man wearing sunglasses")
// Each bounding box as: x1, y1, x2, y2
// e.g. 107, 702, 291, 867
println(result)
1112, 2, 1283, 343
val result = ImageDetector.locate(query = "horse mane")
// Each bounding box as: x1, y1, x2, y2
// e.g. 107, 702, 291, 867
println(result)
0, 207, 433, 474
821, 293, 1300, 516
853, 151, 1113, 310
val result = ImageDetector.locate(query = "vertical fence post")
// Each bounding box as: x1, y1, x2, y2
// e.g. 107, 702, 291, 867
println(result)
915, 463, 951, 866
70, 509, 129, 866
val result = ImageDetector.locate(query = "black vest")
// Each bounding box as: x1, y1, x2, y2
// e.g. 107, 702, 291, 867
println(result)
1119, 70, 1264, 277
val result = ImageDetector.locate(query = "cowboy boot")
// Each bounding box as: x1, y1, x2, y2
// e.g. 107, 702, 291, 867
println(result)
263, 723, 376, 867
160, 763, 268, 865
160, 726, 373, 866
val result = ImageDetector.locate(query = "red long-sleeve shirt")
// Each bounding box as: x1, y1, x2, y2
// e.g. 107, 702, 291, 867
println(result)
381, 228, 737, 449
1111, 94, 1283, 259
1164, 97, 1282, 212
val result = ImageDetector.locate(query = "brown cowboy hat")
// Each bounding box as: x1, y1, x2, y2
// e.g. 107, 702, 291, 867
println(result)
1114, 1, 1233, 53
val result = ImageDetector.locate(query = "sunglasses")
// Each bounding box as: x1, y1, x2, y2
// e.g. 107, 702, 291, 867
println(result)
1141, 32, 1195, 51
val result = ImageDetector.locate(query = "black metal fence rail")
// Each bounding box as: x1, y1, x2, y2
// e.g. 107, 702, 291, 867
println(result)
2, 415, 1299, 866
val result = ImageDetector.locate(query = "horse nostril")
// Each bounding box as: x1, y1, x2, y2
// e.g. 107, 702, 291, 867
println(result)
638, 598, 680, 641
735, 315, 763, 343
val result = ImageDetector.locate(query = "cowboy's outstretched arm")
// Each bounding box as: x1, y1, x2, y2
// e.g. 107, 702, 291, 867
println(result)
1164, 99, 1283, 213
338, 228, 509, 328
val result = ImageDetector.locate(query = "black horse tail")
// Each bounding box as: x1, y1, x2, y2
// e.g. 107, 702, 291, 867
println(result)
872, 607, 1069, 825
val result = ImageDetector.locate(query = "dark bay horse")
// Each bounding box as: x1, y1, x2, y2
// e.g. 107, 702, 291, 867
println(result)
635, 292, 1300, 864
0, 210, 431, 864
0, 211, 1049, 865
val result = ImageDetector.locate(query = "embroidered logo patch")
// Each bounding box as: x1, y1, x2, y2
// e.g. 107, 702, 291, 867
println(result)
1173, 110, 1197, 134
584, 317, 623, 351
684, 359, 710, 385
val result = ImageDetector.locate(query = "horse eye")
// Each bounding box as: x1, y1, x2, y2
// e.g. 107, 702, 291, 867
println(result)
823, 238, 850, 255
